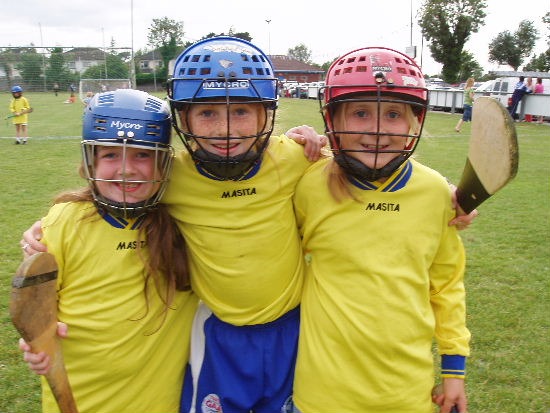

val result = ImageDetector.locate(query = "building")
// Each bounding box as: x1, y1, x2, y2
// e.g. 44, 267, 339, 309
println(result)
268, 55, 325, 83
136, 49, 164, 74
63, 47, 106, 73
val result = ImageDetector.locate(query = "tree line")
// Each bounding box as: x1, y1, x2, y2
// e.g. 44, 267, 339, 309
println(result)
2, 0, 548, 89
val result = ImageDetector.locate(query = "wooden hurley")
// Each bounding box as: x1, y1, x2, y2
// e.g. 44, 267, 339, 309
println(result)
456, 96, 519, 213
10, 252, 79, 413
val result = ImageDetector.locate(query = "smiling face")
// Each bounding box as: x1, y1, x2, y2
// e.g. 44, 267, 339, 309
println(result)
92, 145, 162, 204
180, 100, 268, 157
333, 98, 417, 173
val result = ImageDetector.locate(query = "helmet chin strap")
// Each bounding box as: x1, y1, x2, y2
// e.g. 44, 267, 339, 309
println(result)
334, 152, 408, 183
193, 149, 260, 181
94, 195, 152, 220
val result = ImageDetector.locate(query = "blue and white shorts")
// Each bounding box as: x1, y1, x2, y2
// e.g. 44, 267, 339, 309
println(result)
180, 302, 300, 413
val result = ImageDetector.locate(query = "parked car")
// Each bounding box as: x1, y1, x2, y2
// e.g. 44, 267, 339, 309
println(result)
307, 81, 325, 99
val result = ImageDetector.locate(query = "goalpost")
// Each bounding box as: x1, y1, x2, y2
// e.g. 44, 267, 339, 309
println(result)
79, 79, 133, 103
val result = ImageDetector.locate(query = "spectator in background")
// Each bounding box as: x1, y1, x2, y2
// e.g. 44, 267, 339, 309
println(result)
455, 77, 475, 133
53, 82, 60, 96
507, 76, 532, 121
534, 78, 544, 124
65, 84, 77, 104
82, 91, 94, 108
524, 77, 537, 122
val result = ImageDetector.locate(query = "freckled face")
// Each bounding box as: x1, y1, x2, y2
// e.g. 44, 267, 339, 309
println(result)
180, 101, 266, 156
93, 146, 161, 204
335, 100, 411, 170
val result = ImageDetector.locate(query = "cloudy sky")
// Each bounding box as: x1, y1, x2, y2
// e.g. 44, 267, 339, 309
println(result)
1, 0, 547, 76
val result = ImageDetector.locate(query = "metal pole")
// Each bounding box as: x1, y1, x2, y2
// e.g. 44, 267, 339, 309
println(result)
410, 0, 413, 46
102, 27, 108, 79
152, 49, 157, 92
39, 23, 47, 92
265, 19, 271, 55
130, 0, 136, 88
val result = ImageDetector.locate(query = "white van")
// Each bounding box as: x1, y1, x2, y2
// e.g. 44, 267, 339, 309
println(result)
474, 77, 550, 107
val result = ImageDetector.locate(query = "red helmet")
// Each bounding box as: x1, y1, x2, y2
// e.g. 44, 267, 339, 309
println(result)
324, 47, 427, 104
322, 47, 428, 182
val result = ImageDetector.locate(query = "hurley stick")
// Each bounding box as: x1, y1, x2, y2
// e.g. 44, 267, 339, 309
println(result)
5, 107, 33, 119
456, 96, 519, 213
10, 252, 79, 413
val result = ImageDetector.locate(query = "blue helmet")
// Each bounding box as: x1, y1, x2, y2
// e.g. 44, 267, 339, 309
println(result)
169, 36, 277, 103
82, 89, 174, 218
167, 36, 278, 181
11, 85, 23, 93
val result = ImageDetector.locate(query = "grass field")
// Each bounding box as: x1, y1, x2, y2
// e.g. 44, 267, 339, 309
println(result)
1, 93, 549, 413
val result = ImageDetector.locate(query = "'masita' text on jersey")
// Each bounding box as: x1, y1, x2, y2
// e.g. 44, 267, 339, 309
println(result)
365, 202, 400, 212
117, 240, 147, 250
221, 187, 257, 198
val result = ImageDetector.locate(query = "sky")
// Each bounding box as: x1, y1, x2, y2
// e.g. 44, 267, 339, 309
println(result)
1, 0, 548, 76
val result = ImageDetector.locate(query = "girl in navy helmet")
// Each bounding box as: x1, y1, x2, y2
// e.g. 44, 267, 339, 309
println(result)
18, 89, 198, 413
9, 85, 31, 144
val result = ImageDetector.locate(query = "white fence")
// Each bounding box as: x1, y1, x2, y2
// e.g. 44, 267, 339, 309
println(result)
428, 89, 550, 117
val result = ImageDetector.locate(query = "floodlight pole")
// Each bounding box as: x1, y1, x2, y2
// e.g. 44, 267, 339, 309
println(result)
102, 27, 108, 79
130, 0, 136, 88
265, 19, 271, 56
39, 22, 47, 92
410, 0, 413, 47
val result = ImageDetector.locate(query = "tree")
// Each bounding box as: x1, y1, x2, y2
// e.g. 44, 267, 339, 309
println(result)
16, 48, 44, 90
195, 31, 253, 47
488, 20, 539, 70
81, 53, 129, 79
0, 49, 17, 86
523, 13, 550, 72
147, 17, 185, 78
417, 0, 487, 83
456, 50, 484, 81
524, 51, 550, 72
45, 47, 72, 88
288, 44, 312, 64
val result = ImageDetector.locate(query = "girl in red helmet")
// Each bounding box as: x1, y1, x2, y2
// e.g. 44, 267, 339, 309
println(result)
291, 47, 469, 413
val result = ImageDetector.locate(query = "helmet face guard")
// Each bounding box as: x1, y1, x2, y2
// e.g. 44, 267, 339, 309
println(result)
167, 36, 278, 181
82, 89, 174, 219
322, 47, 428, 182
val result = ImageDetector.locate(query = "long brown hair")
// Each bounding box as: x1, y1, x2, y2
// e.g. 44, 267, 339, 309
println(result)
54, 164, 190, 331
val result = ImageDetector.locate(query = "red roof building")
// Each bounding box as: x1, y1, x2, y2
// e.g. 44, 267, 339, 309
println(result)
269, 55, 325, 83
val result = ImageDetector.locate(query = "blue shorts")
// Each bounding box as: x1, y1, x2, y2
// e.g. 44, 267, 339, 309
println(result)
180, 303, 300, 413
462, 104, 472, 121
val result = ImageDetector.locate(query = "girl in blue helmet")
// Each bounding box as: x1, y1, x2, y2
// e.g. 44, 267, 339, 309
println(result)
164, 36, 326, 413
18, 89, 198, 413
9, 85, 31, 144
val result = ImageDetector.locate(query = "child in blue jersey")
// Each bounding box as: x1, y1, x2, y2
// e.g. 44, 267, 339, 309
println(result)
17, 89, 198, 413
291, 47, 470, 413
